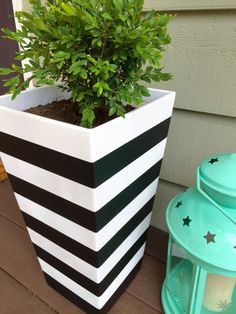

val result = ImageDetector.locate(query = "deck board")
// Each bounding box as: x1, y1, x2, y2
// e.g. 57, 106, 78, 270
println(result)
0, 180, 25, 228
0, 180, 165, 313
0, 269, 56, 314
0, 300, 16, 314
110, 292, 162, 314
127, 255, 165, 313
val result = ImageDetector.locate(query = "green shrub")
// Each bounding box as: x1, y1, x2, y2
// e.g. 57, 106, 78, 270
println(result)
0, 0, 173, 127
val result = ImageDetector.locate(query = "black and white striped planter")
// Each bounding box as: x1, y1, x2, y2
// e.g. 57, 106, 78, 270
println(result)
0, 86, 175, 313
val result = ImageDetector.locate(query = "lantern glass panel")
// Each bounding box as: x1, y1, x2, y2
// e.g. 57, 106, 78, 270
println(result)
201, 274, 236, 314
167, 239, 194, 313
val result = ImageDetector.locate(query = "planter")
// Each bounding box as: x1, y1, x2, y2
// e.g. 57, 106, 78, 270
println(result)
0, 85, 175, 313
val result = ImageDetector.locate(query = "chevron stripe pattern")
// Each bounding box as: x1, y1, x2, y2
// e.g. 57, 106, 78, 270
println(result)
0, 86, 175, 313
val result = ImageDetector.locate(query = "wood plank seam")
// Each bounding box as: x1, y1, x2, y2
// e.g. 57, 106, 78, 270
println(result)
0, 265, 59, 314
0, 212, 26, 231
0, 258, 162, 314
125, 291, 163, 314
145, 251, 166, 266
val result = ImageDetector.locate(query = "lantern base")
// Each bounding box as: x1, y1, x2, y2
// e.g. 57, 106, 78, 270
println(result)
162, 259, 192, 314
162, 259, 236, 314
162, 279, 180, 314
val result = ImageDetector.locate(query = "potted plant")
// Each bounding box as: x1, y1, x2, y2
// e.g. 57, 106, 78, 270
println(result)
0, 0, 175, 312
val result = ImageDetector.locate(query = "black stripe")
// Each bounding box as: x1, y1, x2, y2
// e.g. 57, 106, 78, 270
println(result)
0, 117, 170, 188
95, 160, 161, 231
21, 197, 154, 267
44, 260, 142, 314
33, 230, 147, 296
8, 160, 161, 232
93, 118, 170, 187
97, 197, 153, 265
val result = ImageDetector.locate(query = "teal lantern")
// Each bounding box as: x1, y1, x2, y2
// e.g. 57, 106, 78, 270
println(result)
162, 153, 236, 314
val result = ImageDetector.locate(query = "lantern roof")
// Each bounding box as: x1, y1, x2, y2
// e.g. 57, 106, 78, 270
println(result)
198, 153, 236, 207
166, 187, 236, 277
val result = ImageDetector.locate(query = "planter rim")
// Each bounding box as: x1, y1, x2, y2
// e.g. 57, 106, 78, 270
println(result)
0, 85, 175, 133
0, 84, 175, 167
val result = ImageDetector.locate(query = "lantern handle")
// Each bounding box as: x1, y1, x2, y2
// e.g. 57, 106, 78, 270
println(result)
196, 167, 236, 225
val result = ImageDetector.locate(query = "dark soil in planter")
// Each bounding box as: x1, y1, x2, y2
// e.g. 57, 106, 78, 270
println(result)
25, 99, 134, 128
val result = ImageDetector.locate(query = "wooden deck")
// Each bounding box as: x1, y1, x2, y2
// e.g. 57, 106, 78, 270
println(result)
0, 180, 166, 314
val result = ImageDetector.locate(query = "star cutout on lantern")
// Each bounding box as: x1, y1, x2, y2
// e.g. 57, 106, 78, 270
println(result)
217, 300, 232, 312
204, 231, 216, 244
175, 201, 183, 208
208, 158, 219, 164
183, 216, 192, 227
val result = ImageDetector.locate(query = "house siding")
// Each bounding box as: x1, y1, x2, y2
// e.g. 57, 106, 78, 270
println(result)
144, 2, 236, 231
143, 0, 236, 11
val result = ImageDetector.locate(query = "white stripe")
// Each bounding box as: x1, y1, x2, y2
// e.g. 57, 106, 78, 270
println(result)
15, 179, 157, 251
39, 244, 145, 309
0, 85, 175, 162
1, 139, 166, 211
27, 213, 151, 283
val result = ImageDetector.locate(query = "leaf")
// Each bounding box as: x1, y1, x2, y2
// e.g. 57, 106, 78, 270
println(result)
22, 76, 34, 89
79, 69, 87, 79
3, 75, 20, 87
118, 14, 126, 21
146, 66, 153, 72
160, 72, 173, 81
54, 51, 68, 58
116, 104, 126, 117
112, 54, 118, 61
0, 68, 12, 75
97, 40, 102, 47
98, 86, 103, 96
92, 38, 98, 46
93, 82, 101, 89
61, 3, 76, 16
68, 62, 80, 73
76, 93, 85, 102
143, 10, 156, 21
11, 88, 21, 100
33, 18, 48, 31
139, 85, 150, 97
102, 12, 113, 20
78, 52, 87, 58
109, 106, 116, 116
133, 97, 143, 106
81, 107, 95, 128
87, 56, 97, 65
157, 14, 173, 27
113, 0, 123, 12
84, 24, 94, 31
91, 66, 100, 75
127, 18, 131, 28
103, 82, 111, 90
36, 78, 54, 85
12, 64, 22, 72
